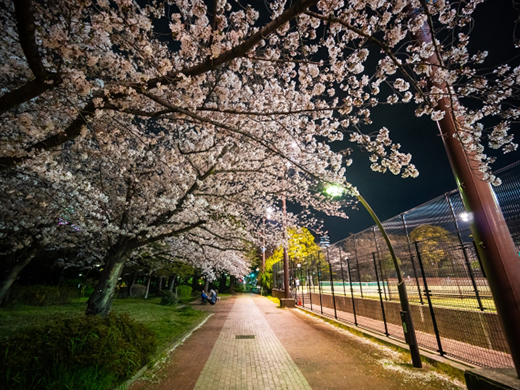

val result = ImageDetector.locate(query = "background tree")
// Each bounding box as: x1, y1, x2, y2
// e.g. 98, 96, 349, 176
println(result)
410, 224, 457, 276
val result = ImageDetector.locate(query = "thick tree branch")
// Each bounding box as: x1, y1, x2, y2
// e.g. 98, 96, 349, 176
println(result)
0, 0, 62, 114
145, 0, 319, 89
146, 146, 228, 228
14, 0, 46, 78
0, 75, 61, 115
133, 220, 207, 248
0, 99, 96, 170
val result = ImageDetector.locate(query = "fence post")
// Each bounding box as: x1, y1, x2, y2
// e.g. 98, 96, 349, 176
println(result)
402, 213, 424, 305
415, 241, 445, 356
328, 248, 338, 319
373, 252, 389, 336
346, 255, 358, 325
354, 237, 364, 298
338, 247, 347, 297
446, 193, 485, 311
317, 263, 323, 315
300, 264, 305, 307
307, 268, 313, 311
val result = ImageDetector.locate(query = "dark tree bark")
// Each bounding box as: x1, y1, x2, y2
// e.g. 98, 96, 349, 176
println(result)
85, 246, 131, 316
0, 100, 96, 170
0, 0, 62, 115
191, 271, 201, 291
157, 275, 164, 292
144, 269, 153, 299
0, 247, 39, 305
168, 274, 176, 291
219, 273, 227, 293
129, 272, 137, 297
229, 275, 236, 294
0, 76, 61, 115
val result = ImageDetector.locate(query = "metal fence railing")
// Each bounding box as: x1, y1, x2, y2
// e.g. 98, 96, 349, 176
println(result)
272, 160, 520, 369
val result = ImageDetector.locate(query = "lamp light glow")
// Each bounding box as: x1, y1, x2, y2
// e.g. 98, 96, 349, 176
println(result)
325, 184, 343, 197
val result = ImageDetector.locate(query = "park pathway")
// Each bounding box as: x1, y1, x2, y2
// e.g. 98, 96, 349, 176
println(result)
130, 294, 465, 390
193, 295, 311, 390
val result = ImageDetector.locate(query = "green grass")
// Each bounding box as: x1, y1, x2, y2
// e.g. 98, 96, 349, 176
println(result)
0, 296, 209, 390
0, 297, 207, 352
266, 296, 280, 306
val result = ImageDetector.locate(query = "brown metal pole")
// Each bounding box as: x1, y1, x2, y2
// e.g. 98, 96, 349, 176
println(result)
414, 11, 520, 376
262, 216, 266, 271
282, 195, 291, 299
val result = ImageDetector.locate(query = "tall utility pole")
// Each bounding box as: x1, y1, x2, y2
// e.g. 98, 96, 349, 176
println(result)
282, 195, 290, 299
414, 9, 520, 376
262, 215, 266, 271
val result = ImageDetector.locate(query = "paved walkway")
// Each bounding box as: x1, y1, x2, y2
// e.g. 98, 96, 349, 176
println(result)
193, 296, 311, 390
130, 294, 465, 390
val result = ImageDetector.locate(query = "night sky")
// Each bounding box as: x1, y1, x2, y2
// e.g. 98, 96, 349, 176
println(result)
318, 0, 520, 242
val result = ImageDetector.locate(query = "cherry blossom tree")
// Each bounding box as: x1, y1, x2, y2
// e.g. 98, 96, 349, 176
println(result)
1, 0, 519, 328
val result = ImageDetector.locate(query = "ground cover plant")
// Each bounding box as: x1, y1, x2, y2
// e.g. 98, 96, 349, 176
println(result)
0, 298, 208, 390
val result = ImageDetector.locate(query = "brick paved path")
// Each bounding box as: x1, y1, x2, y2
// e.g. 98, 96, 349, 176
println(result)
193, 295, 311, 390
130, 293, 465, 390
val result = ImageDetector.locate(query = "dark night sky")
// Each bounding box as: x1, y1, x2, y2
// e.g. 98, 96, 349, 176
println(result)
318, 0, 520, 242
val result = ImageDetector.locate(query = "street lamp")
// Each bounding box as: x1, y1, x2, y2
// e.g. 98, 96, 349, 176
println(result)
325, 184, 344, 197
325, 182, 423, 368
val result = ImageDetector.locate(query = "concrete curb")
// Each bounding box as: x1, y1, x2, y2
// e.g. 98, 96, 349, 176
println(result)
118, 312, 213, 390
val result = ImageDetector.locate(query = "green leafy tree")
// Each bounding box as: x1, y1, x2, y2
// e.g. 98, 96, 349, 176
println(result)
261, 227, 321, 291
409, 225, 457, 276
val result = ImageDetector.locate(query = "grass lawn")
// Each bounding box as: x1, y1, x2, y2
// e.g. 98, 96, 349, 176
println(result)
0, 297, 208, 352
0, 296, 210, 390
266, 296, 280, 306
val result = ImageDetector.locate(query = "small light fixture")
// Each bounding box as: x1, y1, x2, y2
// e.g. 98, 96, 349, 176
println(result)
459, 212, 472, 222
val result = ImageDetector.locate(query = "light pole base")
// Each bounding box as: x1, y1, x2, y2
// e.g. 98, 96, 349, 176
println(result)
280, 298, 296, 308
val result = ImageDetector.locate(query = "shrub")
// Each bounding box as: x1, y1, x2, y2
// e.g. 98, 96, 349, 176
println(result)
129, 284, 147, 297
0, 313, 157, 390
176, 285, 192, 299
159, 290, 178, 306
10, 285, 78, 306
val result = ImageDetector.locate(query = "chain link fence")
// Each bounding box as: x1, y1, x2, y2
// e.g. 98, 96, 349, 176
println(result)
273, 160, 520, 368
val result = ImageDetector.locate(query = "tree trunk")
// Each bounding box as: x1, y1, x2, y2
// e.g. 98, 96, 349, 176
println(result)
0, 247, 39, 306
204, 278, 210, 292
219, 273, 227, 293
129, 273, 137, 297
144, 269, 153, 299
229, 275, 236, 294
157, 275, 163, 292
191, 271, 200, 291
168, 274, 176, 291
86, 247, 130, 316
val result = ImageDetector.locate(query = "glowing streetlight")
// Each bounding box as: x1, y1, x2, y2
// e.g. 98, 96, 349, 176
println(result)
325, 184, 344, 197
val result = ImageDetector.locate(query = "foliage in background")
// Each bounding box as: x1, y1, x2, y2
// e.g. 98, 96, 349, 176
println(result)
410, 225, 457, 274
261, 227, 320, 291
176, 285, 193, 300
159, 290, 178, 306
9, 285, 78, 306
0, 313, 156, 390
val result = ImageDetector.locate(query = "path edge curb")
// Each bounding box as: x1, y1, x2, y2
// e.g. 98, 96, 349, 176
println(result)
118, 312, 214, 390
